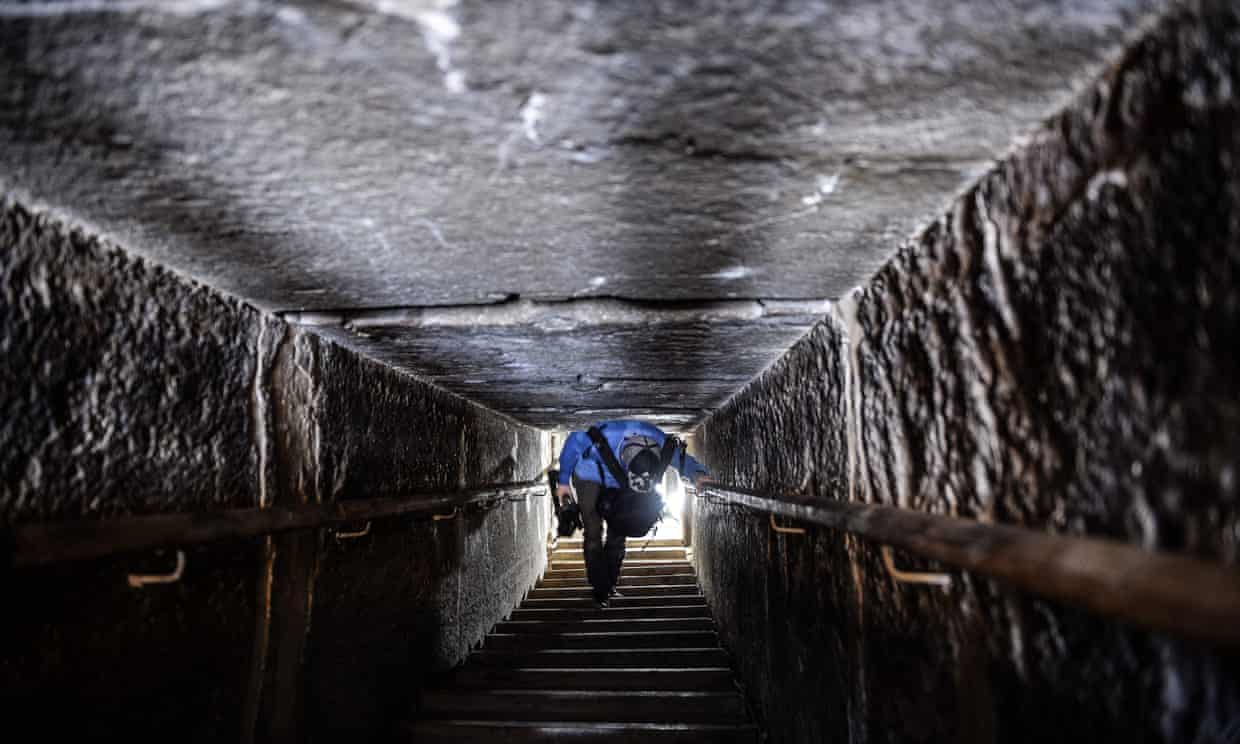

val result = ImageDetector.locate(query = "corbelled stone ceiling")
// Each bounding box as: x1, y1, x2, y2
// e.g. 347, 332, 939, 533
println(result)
0, 0, 1159, 429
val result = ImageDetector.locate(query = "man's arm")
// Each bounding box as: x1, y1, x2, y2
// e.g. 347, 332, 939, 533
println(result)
676, 450, 711, 486
640, 421, 710, 487
555, 431, 590, 500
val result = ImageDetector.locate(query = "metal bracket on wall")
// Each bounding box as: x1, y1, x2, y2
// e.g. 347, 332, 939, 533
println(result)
333, 522, 371, 540
768, 514, 807, 562
769, 514, 807, 535
432, 507, 461, 521
881, 545, 952, 587
127, 549, 186, 588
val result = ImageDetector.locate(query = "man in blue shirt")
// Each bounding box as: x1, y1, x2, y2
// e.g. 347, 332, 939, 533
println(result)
555, 419, 711, 606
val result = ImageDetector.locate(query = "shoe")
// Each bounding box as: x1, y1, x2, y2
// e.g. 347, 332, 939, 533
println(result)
592, 596, 610, 609
608, 588, 623, 598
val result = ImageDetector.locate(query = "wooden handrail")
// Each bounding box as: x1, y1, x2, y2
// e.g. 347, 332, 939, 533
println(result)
694, 484, 1240, 649
6, 481, 548, 567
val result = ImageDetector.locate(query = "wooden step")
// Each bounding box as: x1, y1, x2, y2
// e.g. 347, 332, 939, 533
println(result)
540, 573, 697, 588
552, 547, 687, 563
446, 666, 738, 691
419, 689, 747, 724
527, 584, 702, 600
471, 648, 729, 668
547, 562, 691, 579
552, 539, 686, 551
555, 538, 685, 549
509, 605, 711, 622
484, 630, 718, 651
520, 594, 705, 610
404, 719, 759, 743
407, 536, 753, 741
494, 617, 715, 635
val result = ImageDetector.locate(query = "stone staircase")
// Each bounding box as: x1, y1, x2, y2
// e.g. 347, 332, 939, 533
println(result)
406, 537, 759, 742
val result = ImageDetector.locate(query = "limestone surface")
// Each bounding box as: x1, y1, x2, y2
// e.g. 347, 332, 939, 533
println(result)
692, 2, 1240, 741
0, 0, 1158, 426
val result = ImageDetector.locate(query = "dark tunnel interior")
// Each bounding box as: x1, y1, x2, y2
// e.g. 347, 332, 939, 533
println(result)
2, 1, 1239, 742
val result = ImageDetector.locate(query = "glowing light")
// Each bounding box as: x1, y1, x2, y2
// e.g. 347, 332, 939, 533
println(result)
661, 469, 685, 515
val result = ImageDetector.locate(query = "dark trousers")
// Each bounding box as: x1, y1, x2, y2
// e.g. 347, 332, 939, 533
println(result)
573, 476, 626, 600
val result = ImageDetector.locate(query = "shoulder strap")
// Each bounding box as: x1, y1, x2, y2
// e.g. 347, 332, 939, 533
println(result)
587, 426, 628, 486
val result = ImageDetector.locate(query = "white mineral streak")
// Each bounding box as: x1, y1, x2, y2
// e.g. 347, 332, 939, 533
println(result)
702, 266, 755, 281
521, 93, 548, 145
363, 0, 467, 93
801, 172, 841, 206
834, 293, 867, 507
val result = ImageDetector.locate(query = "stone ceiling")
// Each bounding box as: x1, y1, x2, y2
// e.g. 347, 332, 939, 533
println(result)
0, 0, 1159, 429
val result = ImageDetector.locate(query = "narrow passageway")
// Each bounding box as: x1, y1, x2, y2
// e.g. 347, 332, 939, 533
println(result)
3, 1, 1240, 743
409, 536, 759, 742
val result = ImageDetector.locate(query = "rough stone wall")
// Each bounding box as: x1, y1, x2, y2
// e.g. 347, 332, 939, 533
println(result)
691, 3, 1240, 743
0, 198, 551, 742
0, 200, 265, 521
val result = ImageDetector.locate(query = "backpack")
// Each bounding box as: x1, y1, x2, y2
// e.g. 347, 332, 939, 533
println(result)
586, 426, 682, 538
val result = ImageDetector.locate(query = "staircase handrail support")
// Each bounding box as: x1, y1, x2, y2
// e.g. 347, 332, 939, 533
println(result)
7, 480, 549, 567
693, 483, 1240, 649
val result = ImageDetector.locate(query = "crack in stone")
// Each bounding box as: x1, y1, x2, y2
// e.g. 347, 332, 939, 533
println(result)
609, 133, 787, 164
281, 295, 833, 331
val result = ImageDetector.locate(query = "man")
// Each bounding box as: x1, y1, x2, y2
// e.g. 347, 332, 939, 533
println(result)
555, 419, 710, 607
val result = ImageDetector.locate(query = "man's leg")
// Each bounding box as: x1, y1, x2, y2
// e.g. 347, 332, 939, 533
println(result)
573, 476, 611, 602
603, 530, 626, 596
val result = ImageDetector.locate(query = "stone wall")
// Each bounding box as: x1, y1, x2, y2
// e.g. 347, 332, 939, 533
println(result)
691, 3, 1240, 742
0, 198, 551, 742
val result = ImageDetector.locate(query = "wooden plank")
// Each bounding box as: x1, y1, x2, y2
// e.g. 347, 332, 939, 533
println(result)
8, 482, 547, 567
698, 485, 1240, 648
419, 689, 746, 724
403, 719, 759, 743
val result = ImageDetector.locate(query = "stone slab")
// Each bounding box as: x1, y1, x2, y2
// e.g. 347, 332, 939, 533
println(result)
0, 0, 1160, 427
301, 300, 825, 430
1, 194, 553, 738
691, 3, 1240, 741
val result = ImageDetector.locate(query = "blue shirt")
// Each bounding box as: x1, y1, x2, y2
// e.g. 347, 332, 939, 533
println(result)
557, 419, 709, 489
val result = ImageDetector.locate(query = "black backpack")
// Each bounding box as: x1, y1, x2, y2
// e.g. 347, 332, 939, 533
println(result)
587, 426, 682, 538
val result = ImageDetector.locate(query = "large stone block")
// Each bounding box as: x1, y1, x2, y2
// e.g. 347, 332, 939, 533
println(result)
300, 300, 826, 430
0, 198, 265, 521
0, 198, 269, 740
694, 317, 849, 498
302, 339, 550, 741
693, 3, 1240, 742
2, 197, 552, 740
851, 1, 1240, 555
313, 335, 548, 497
0, 0, 1158, 311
